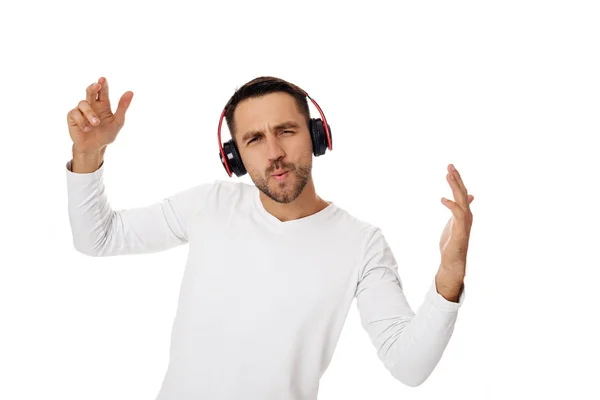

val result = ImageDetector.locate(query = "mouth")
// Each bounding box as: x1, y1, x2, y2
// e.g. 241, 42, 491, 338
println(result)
271, 170, 290, 181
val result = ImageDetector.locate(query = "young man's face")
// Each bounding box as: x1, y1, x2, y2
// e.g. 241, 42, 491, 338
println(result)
234, 92, 313, 204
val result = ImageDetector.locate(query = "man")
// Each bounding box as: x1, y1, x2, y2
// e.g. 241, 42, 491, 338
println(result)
65, 76, 474, 399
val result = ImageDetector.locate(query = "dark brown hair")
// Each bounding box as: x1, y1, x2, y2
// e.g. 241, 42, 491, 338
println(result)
223, 76, 310, 145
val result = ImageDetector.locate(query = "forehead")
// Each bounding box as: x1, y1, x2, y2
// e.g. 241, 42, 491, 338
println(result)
234, 92, 304, 129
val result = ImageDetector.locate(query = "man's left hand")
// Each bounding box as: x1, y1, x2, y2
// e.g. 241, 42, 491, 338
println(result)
439, 164, 474, 279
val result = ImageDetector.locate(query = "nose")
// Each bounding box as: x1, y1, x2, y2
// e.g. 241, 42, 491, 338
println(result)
266, 134, 286, 162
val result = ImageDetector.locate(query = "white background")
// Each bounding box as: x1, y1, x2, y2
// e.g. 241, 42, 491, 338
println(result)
1, 0, 599, 399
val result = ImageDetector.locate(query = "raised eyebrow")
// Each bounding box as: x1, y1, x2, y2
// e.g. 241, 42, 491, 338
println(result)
241, 121, 300, 142
276, 121, 300, 130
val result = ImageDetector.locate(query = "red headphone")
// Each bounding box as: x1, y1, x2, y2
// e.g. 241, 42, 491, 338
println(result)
218, 88, 332, 177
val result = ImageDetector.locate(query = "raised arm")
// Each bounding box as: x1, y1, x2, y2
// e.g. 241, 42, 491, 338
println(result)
65, 76, 214, 257
354, 227, 465, 387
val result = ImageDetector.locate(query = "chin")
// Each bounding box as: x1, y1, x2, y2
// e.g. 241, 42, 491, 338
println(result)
251, 163, 311, 204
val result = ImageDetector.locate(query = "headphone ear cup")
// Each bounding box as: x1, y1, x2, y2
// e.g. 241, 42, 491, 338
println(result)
310, 118, 332, 157
221, 140, 247, 177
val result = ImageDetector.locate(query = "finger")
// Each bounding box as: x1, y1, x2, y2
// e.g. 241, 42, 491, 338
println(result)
97, 76, 109, 103
441, 197, 462, 217
450, 164, 469, 196
442, 198, 472, 240
447, 172, 468, 207
442, 195, 472, 225
86, 82, 101, 104
113, 91, 134, 126
68, 108, 91, 132
77, 100, 100, 126
468, 194, 474, 204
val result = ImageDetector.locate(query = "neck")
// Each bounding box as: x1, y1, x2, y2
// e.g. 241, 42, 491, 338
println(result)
259, 175, 330, 222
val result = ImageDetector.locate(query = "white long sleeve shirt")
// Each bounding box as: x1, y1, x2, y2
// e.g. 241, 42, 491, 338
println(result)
65, 160, 465, 399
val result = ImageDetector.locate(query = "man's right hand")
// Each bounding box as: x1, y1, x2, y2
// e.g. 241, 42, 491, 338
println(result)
67, 77, 134, 155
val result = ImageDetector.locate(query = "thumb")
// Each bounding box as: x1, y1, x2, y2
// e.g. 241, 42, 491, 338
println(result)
114, 91, 134, 126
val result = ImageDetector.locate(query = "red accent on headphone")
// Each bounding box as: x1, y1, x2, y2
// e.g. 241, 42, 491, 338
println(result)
217, 108, 232, 177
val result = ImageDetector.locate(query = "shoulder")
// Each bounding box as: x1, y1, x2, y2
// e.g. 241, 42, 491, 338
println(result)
338, 211, 394, 277
325, 206, 394, 279
209, 179, 256, 203
171, 179, 252, 200
328, 203, 399, 262
327, 204, 383, 247
164, 178, 250, 210
166, 179, 255, 225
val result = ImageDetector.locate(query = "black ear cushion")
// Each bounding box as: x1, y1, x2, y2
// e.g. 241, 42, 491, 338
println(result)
310, 118, 332, 157
222, 140, 247, 177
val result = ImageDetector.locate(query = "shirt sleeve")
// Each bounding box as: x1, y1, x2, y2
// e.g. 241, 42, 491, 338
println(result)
354, 227, 466, 387
65, 159, 216, 257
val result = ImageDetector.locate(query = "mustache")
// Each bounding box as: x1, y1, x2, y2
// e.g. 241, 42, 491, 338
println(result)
267, 162, 295, 174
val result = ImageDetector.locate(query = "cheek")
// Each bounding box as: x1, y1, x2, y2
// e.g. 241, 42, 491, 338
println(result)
299, 147, 314, 163
289, 139, 313, 159
241, 154, 262, 172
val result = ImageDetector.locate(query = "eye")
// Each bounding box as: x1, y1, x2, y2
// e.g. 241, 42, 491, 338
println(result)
282, 130, 294, 135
